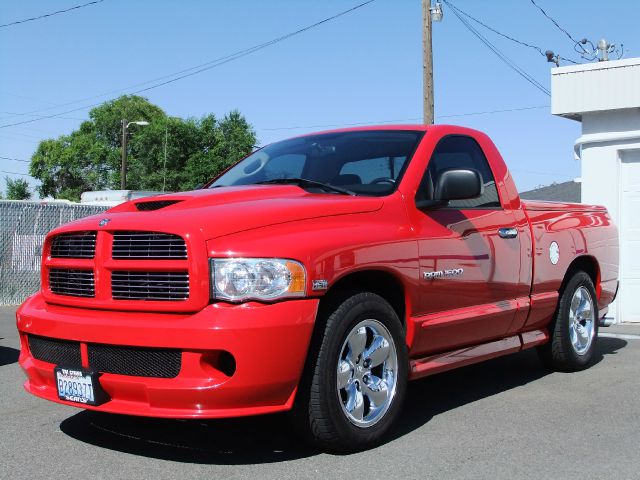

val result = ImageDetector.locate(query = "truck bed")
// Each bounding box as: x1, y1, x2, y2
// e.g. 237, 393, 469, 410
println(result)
521, 199, 607, 212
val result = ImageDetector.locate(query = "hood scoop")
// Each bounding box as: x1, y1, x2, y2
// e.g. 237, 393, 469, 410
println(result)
135, 200, 182, 211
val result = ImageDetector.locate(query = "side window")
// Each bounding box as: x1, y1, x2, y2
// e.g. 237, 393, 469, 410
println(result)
417, 136, 501, 208
262, 154, 306, 180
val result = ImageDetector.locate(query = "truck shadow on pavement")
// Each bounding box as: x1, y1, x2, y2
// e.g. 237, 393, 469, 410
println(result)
0, 345, 20, 366
389, 336, 627, 443
59, 337, 627, 464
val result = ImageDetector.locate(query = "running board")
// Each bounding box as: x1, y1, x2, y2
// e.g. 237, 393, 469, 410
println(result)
408, 329, 548, 380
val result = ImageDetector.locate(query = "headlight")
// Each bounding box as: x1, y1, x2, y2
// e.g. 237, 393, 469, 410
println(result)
210, 258, 306, 302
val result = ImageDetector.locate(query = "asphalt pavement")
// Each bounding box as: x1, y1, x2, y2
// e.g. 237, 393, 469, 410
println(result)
2, 305, 639, 480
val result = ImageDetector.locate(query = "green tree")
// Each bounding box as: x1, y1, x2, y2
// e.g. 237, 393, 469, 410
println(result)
30, 95, 256, 201
4, 176, 31, 200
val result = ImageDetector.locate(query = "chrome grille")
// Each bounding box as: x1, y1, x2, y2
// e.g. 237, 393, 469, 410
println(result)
49, 269, 95, 297
50, 231, 96, 258
111, 271, 189, 301
112, 231, 187, 259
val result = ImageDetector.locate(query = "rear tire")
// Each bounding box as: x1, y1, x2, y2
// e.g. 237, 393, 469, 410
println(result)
538, 271, 599, 372
292, 292, 408, 452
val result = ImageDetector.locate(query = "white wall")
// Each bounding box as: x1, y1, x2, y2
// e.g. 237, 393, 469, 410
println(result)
580, 111, 640, 219
552, 58, 640, 323
552, 58, 640, 117
579, 110, 640, 322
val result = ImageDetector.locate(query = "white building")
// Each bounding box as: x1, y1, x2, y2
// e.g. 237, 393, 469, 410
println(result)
552, 57, 640, 323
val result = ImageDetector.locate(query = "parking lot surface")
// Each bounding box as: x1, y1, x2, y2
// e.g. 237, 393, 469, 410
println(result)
2, 306, 639, 480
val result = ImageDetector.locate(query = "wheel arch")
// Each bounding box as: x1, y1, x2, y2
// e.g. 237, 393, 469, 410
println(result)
317, 269, 408, 329
562, 255, 601, 299
292, 269, 411, 440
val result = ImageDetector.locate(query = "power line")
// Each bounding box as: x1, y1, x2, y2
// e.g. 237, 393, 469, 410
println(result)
443, 0, 578, 64
7, 0, 376, 119
0, 104, 549, 163
0, 134, 40, 144
0, 170, 31, 177
1, 103, 550, 164
0, 0, 105, 28
446, 5, 550, 96
447, 1, 544, 53
440, 105, 549, 117
528, 0, 586, 53
444, 2, 550, 96
0, 91, 59, 106
0, 155, 30, 163
1, 124, 59, 134
0, 130, 43, 140
0, 1, 377, 128
0, 110, 85, 122
0, 104, 558, 181
511, 168, 575, 178
260, 105, 550, 131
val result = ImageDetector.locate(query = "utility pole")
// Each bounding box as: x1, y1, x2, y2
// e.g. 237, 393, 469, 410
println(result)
422, 0, 434, 125
120, 119, 128, 190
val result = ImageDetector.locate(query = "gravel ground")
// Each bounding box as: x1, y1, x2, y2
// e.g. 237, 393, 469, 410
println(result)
2, 305, 639, 480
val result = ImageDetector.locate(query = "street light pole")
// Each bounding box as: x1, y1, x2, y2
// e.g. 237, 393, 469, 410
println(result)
162, 121, 168, 192
120, 119, 149, 190
120, 119, 128, 189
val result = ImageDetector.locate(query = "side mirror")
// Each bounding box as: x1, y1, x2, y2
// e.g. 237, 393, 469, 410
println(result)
434, 168, 483, 202
413, 168, 483, 209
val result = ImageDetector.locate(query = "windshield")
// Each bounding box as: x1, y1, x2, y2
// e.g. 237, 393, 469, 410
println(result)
209, 130, 424, 196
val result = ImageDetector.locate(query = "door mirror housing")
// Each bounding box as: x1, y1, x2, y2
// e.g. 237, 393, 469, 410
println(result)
433, 168, 483, 203
416, 168, 484, 209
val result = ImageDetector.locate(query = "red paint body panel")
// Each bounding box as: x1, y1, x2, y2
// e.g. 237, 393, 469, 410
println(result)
522, 201, 619, 316
17, 293, 318, 417
16, 124, 619, 418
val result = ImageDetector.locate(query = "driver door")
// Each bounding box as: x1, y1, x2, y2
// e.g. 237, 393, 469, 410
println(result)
409, 135, 523, 356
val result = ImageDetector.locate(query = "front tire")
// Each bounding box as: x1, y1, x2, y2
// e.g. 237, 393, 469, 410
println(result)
538, 271, 599, 372
293, 292, 408, 452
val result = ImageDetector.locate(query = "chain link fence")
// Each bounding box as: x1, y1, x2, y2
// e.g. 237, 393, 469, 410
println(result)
0, 201, 108, 305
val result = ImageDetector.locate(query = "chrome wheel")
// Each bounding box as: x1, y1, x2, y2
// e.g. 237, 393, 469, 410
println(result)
569, 286, 595, 356
336, 319, 398, 428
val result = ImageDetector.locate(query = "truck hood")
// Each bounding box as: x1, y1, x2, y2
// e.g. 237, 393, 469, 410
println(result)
59, 185, 385, 240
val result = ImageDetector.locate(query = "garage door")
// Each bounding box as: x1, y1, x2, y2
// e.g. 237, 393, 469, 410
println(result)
620, 150, 640, 323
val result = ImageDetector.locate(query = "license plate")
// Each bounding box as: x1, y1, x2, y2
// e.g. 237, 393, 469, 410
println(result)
54, 367, 106, 406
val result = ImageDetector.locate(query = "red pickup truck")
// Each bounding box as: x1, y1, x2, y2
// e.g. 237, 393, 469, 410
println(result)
17, 125, 619, 452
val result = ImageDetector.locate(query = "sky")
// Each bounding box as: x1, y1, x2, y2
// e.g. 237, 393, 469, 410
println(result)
1, 0, 638, 197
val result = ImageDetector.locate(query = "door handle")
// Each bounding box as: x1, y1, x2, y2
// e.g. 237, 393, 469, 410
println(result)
498, 227, 518, 239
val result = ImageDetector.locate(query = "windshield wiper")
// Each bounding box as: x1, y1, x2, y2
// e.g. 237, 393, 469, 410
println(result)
256, 178, 356, 196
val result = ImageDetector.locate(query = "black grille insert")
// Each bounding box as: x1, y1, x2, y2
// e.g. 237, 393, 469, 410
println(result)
112, 231, 187, 259
88, 344, 181, 378
49, 269, 95, 297
27, 335, 182, 378
28, 335, 81, 367
135, 200, 181, 211
111, 271, 189, 301
51, 231, 96, 258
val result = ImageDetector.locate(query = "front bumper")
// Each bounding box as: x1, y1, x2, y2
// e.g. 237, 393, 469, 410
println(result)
16, 293, 319, 418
